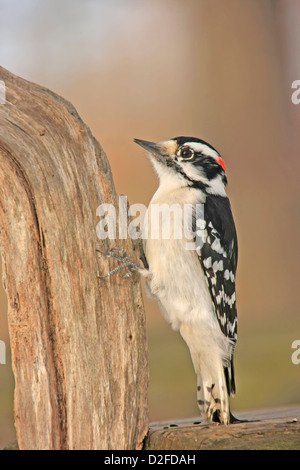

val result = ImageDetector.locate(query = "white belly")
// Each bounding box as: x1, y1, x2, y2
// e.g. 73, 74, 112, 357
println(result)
144, 236, 214, 330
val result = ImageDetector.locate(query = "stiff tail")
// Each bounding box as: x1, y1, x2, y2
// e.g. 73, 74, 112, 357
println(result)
197, 371, 229, 424
196, 359, 235, 425
179, 323, 235, 425
224, 358, 236, 396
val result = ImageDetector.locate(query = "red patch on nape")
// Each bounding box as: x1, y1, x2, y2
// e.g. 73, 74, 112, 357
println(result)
217, 157, 226, 172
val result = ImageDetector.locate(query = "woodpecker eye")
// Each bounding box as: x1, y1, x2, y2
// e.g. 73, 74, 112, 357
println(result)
179, 147, 194, 160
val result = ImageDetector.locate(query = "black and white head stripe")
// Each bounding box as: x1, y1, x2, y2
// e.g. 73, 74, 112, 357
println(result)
173, 136, 227, 185
173, 136, 220, 156
134, 136, 227, 191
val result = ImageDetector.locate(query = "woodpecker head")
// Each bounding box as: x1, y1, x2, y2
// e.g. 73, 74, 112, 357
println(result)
134, 136, 227, 195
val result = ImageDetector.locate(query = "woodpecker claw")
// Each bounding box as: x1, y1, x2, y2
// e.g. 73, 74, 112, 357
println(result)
96, 247, 149, 279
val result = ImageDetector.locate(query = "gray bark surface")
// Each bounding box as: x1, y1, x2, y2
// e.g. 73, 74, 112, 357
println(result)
0, 66, 148, 450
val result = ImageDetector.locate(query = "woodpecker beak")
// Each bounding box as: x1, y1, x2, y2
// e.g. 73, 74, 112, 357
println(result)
134, 139, 164, 156
134, 138, 177, 164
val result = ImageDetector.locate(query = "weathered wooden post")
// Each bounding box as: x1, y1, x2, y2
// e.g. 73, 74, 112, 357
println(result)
0, 66, 148, 450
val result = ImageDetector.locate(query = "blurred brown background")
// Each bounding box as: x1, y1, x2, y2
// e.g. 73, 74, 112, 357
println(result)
0, 0, 300, 447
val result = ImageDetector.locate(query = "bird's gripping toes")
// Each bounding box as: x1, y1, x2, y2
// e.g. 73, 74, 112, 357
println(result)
99, 136, 239, 425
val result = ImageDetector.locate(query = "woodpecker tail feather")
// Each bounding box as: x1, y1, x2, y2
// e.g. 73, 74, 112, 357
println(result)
196, 365, 230, 425
224, 358, 236, 396
179, 323, 233, 425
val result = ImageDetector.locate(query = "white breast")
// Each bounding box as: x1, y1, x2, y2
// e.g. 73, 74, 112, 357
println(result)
143, 186, 214, 331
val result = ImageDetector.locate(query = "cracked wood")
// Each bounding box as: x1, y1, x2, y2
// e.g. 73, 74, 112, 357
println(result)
0, 66, 149, 450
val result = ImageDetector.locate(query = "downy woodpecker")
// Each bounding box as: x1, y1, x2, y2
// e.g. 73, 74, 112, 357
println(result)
98, 136, 238, 425
134, 137, 238, 425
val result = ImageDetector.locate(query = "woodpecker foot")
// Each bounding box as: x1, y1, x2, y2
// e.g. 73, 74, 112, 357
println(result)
212, 410, 249, 424
97, 247, 149, 279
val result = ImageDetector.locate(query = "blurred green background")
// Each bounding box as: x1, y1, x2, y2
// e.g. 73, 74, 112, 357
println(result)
0, 0, 300, 448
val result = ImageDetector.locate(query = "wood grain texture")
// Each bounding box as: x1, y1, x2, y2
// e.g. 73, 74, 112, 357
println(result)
4, 406, 300, 450
144, 406, 300, 450
0, 66, 149, 450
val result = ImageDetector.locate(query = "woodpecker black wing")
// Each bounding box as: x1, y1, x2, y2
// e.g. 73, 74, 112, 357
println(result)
195, 195, 238, 394
196, 194, 238, 340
